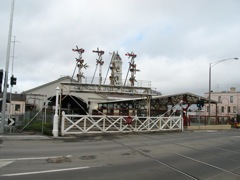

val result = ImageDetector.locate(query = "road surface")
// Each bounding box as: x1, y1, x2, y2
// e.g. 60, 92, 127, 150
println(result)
0, 130, 240, 179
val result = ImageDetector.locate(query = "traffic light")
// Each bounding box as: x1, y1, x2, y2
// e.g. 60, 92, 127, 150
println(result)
10, 75, 17, 86
0, 69, 3, 93
197, 99, 204, 109
0, 69, 3, 84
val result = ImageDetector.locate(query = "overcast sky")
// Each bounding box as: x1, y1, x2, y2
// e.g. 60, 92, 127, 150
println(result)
1, 0, 240, 96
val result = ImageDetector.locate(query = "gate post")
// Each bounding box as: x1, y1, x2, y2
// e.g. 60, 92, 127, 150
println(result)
180, 115, 184, 131
61, 111, 65, 136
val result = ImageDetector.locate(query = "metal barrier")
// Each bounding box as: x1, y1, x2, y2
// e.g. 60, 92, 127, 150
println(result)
61, 111, 183, 136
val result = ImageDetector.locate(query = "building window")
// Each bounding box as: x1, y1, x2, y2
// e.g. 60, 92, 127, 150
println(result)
233, 106, 237, 113
218, 96, 221, 102
228, 106, 231, 113
108, 103, 114, 109
15, 104, 21, 111
230, 96, 233, 103
221, 106, 224, 113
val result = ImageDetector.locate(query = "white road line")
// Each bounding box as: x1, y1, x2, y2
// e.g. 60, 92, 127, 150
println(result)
1, 166, 90, 176
0, 155, 72, 161
0, 161, 14, 168
0, 155, 72, 169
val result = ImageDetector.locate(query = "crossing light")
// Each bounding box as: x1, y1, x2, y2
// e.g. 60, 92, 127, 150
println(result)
10, 75, 17, 86
0, 69, 3, 93
0, 69, 3, 84
197, 99, 204, 109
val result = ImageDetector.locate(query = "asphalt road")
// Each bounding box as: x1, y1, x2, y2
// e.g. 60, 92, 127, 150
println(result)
0, 130, 240, 180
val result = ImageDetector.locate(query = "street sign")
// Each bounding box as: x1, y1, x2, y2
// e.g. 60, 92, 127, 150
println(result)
8, 118, 15, 126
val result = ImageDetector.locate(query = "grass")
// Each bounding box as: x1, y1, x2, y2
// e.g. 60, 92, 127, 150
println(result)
17, 122, 53, 136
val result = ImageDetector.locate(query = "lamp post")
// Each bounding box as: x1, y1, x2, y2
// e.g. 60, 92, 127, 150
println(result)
208, 57, 238, 124
52, 87, 60, 137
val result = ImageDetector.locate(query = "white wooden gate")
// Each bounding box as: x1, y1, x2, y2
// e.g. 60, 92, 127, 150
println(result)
61, 111, 183, 136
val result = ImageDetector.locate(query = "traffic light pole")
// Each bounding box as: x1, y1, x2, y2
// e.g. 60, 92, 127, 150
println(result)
1, 0, 15, 134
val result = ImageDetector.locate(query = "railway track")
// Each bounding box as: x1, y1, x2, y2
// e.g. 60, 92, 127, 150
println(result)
107, 132, 240, 180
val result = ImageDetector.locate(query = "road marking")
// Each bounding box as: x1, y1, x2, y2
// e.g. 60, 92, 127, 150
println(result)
0, 155, 72, 161
194, 130, 218, 133
0, 161, 13, 168
0, 155, 72, 170
232, 136, 240, 138
1, 166, 90, 176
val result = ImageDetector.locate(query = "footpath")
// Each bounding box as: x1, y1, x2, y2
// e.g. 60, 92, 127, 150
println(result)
0, 134, 52, 140
0, 130, 60, 140
1, 128, 239, 141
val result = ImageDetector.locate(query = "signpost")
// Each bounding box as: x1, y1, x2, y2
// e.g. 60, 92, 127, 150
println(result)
0, 117, 16, 133
8, 118, 15, 126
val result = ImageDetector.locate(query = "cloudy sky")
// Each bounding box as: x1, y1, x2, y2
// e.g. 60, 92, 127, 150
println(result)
1, 0, 240, 96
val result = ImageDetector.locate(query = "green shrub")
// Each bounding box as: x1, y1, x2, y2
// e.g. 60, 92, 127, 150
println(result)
17, 122, 53, 136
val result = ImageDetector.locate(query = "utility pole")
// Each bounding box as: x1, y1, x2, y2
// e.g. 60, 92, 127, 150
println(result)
1, 0, 15, 134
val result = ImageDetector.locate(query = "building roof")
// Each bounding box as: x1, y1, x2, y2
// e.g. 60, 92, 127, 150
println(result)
0, 93, 26, 101
22, 76, 76, 94
98, 92, 217, 105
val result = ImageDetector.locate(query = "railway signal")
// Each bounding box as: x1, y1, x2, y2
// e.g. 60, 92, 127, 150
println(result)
10, 75, 17, 86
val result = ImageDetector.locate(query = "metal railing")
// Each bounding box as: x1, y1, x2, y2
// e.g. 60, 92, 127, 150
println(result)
80, 77, 152, 88
61, 111, 183, 136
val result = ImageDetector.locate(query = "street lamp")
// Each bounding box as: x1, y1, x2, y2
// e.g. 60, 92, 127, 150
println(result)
208, 57, 238, 124
52, 87, 61, 137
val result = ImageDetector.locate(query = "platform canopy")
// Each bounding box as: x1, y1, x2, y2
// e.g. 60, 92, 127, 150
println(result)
100, 92, 217, 106
151, 92, 217, 106
96, 92, 218, 117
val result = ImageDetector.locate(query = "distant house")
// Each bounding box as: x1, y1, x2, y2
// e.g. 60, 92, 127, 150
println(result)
0, 92, 26, 116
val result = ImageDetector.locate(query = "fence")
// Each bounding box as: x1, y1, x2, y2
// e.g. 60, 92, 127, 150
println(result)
61, 111, 183, 136
188, 115, 230, 125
